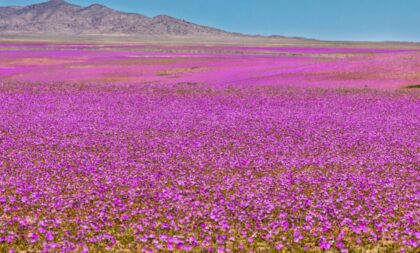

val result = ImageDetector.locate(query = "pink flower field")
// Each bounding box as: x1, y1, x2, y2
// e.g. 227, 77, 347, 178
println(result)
0, 42, 419, 252
1, 42, 420, 88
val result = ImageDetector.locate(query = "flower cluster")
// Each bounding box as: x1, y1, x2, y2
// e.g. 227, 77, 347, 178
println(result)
0, 81, 418, 252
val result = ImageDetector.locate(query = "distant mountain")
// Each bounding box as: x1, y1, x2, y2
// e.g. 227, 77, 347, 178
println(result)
0, 0, 232, 36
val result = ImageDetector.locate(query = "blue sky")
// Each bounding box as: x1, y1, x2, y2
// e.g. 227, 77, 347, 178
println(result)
1, 0, 420, 42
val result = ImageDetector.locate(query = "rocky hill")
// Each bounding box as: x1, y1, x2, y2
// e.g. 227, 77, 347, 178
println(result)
0, 0, 231, 36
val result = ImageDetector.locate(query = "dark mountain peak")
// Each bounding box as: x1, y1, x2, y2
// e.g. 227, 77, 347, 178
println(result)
41, 0, 72, 7
11, 0, 81, 21
79, 3, 116, 14
48, 0, 66, 4
20, 0, 80, 11
84, 3, 110, 10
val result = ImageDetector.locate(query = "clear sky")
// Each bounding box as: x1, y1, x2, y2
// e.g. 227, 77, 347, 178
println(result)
1, 0, 420, 42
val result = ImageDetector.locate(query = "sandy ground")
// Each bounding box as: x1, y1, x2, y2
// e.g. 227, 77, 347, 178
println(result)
1, 34, 420, 49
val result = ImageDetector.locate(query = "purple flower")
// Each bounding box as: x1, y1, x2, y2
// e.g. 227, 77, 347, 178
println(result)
27, 233, 39, 244
275, 243, 283, 250
46, 231, 54, 241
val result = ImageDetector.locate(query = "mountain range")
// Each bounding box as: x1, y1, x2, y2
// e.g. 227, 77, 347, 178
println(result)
0, 0, 234, 36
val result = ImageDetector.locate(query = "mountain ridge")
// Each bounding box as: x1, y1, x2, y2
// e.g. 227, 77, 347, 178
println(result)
0, 0, 235, 36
